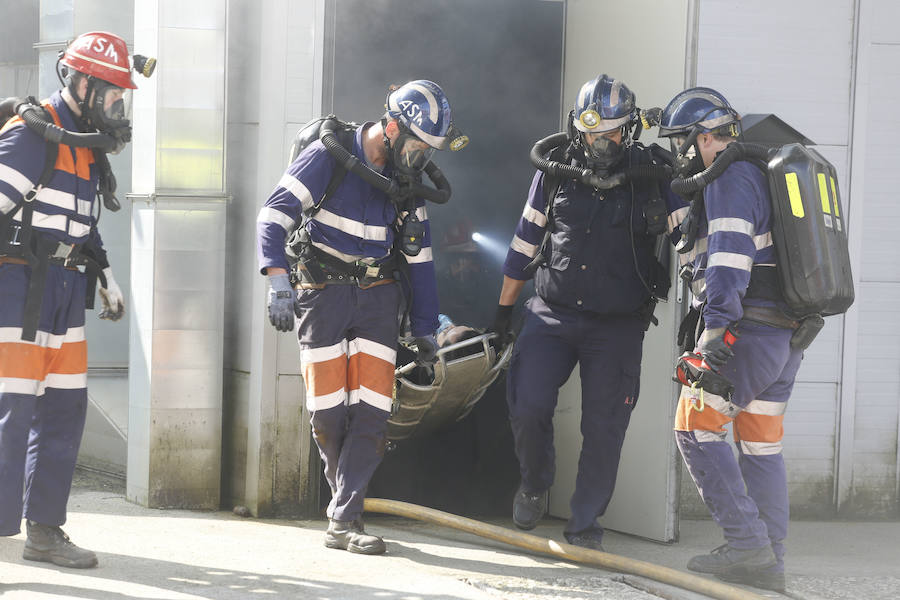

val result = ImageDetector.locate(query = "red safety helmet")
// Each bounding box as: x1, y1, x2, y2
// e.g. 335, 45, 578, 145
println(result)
60, 31, 137, 89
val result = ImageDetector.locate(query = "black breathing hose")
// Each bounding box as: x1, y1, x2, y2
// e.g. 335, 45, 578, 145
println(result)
319, 118, 452, 204
530, 131, 672, 190
530, 132, 593, 181
670, 142, 772, 195
3, 98, 120, 153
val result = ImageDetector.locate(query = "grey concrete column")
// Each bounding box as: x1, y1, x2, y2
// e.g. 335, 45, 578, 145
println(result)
126, 0, 227, 508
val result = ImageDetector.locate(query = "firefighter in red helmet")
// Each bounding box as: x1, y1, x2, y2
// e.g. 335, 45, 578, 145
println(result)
0, 31, 154, 569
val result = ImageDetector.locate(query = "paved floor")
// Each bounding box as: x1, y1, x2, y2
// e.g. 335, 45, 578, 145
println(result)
1, 472, 898, 600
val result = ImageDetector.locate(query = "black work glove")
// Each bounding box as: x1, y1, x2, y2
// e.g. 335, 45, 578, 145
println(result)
267, 273, 296, 333
698, 326, 738, 371
489, 304, 514, 346
677, 306, 702, 353
413, 334, 439, 366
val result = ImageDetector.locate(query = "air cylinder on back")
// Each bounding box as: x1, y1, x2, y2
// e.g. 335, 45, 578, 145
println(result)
767, 143, 854, 316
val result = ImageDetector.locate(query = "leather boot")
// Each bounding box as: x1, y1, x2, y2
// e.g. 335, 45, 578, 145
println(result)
324, 519, 386, 555
512, 484, 547, 531
23, 520, 98, 568
687, 543, 776, 576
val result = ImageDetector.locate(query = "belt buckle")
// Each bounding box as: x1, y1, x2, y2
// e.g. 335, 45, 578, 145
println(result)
365, 265, 380, 279
51, 242, 75, 265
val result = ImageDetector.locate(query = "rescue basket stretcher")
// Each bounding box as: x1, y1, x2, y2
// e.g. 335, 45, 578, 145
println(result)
389, 333, 513, 441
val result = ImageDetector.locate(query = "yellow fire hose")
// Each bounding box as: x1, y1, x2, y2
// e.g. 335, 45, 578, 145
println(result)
364, 498, 768, 600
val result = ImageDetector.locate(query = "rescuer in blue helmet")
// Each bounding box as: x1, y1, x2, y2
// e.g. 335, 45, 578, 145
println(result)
256, 79, 465, 555
659, 86, 802, 593
490, 74, 677, 551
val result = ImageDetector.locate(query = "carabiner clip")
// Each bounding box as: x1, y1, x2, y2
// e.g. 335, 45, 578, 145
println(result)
689, 382, 705, 412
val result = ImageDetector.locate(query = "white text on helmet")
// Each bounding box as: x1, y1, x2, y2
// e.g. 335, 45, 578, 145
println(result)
72, 35, 120, 63
398, 100, 424, 126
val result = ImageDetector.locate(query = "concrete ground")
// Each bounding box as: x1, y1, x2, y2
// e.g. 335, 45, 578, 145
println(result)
1, 470, 898, 600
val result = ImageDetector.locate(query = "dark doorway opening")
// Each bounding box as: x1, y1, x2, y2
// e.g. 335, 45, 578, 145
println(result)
322, 0, 564, 516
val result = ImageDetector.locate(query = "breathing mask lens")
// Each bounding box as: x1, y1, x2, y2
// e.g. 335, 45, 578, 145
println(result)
582, 130, 623, 172
394, 135, 435, 175
669, 134, 703, 178
90, 82, 133, 154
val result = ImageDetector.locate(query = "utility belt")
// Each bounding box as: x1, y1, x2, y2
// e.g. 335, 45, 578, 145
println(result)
292, 244, 397, 290
1, 224, 106, 341
738, 304, 824, 351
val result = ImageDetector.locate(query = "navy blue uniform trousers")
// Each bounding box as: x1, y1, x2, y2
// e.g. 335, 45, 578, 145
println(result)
0, 263, 88, 536
507, 295, 644, 535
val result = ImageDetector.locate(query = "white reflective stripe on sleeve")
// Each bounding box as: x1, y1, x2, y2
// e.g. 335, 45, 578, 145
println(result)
277, 173, 315, 212
695, 430, 728, 443
306, 388, 346, 412
300, 341, 347, 365
36, 187, 76, 211
355, 385, 393, 412
68, 220, 90, 238
754, 231, 773, 250
77, 199, 92, 216
667, 206, 690, 233
0, 192, 16, 215
349, 337, 397, 365
0, 162, 35, 195
708, 217, 754, 237
522, 204, 547, 227
257, 207, 295, 233
0, 326, 85, 348
510, 234, 538, 258
405, 246, 433, 264
314, 208, 388, 241
707, 252, 754, 271
739, 440, 783, 456
743, 398, 787, 416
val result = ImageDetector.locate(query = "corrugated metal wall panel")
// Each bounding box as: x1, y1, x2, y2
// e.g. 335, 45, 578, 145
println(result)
696, 1, 854, 147
852, 279, 900, 513
859, 47, 900, 284
693, 1, 855, 514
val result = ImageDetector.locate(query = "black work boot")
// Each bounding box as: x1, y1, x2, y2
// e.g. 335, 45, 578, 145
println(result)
687, 543, 776, 576
564, 528, 605, 551
324, 519, 386, 555
512, 484, 547, 531
23, 520, 98, 568
717, 566, 787, 593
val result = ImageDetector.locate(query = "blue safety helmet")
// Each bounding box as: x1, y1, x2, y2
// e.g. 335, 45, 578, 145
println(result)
658, 87, 740, 139
385, 80, 468, 152
572, 74, 636, 134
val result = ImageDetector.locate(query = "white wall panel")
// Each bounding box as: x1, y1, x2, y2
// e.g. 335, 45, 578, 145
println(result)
859, 46, 900, 284
693, 0, 857, 515
696, 0, 854, 147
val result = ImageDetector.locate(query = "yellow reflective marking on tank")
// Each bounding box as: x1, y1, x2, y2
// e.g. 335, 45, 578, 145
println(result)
785, 172, 804, 218
817, 173, 831, 214
831, 177, 840, 217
